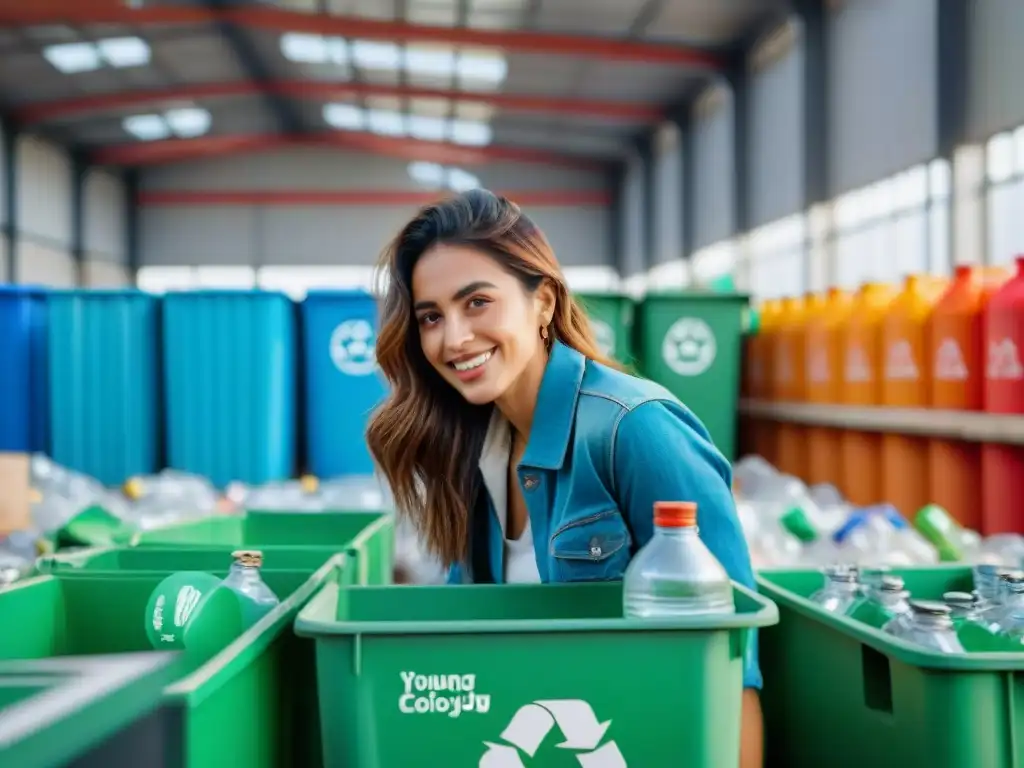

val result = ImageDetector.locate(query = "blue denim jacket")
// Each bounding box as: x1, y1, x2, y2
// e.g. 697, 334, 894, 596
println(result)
446, 341, 762, 689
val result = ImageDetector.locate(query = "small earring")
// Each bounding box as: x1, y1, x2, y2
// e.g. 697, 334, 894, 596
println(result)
540, 325, 549, 341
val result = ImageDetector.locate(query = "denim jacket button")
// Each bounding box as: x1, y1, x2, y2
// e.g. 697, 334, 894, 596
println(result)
522, 475, 539, 490
589, 545, 602, 558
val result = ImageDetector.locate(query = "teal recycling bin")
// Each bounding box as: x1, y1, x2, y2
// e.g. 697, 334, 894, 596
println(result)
48, 290, 159, 485
162, 290, 296, 487
302, 290, 387, 478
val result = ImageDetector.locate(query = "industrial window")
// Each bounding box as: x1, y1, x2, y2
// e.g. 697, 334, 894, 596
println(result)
747, 214, 807, 300
832, 162, 944, 290
137, 266, 256, 293
985, 125, 1024, 267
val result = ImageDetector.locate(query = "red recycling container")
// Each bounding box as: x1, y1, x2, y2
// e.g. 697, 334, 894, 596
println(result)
982, 255, 1024, 534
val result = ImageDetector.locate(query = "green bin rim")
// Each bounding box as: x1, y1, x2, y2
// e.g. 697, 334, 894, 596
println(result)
35, 543, 347, 572
294, 580, 778, 638
757, 566, 1024, 671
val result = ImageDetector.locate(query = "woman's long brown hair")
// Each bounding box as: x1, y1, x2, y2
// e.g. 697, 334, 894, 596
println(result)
366, 189, 620, 567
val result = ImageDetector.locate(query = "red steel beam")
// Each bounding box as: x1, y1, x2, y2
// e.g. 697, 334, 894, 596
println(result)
91, 133, 603, 170
15, 80, 663, 126
1, 3, 722, 68
139, 189, 611, 207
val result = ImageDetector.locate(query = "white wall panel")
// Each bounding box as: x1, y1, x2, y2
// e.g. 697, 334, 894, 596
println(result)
828, 0, 938, 194
652, 122, 683, 265
0, 234, 7, 282
620, 150, 646, 276
139, 149, 613, 271
692, 84, 736, 249
18, 241, 76, 287
82, 260, 130, 287
16, 136, 72, 248
84, 169, 127, 264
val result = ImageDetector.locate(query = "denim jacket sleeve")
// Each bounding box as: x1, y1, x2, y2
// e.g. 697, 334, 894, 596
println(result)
612, 398, 763, 690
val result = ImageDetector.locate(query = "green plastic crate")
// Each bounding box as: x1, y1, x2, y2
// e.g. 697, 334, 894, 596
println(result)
0, 555, 354, 768
130, 510, 387, 549
295, 581, 777, 768
35, 545, 342, 575
0, 652, 179, 768
757, 566, 1024, 768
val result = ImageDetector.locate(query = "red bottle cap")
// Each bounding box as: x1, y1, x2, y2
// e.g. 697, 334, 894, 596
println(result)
654, 501, 698, 528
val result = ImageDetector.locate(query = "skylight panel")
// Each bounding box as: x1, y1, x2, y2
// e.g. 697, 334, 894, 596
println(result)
450, 119, 492, 147
123, 114, 171, 142
97, 36, 150, 68
165, 107, 211, 139
366, 109, 406, 137
352, 40, 402, 71
407, 115, 449, 142
43, 42, 101, 74
408, 162, 446, 187
280, 32, 329, 63
323, 103, 366, 131
448, 168, 481, 192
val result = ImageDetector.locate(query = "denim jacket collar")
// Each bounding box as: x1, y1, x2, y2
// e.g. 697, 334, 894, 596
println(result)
520, 340, 586, 471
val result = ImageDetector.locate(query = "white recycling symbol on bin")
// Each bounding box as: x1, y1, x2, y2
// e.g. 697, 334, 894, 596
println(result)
330, 319, 379, 376
479, 699, 627, 768
661, 317, 716, 377
590, 319, 616, 358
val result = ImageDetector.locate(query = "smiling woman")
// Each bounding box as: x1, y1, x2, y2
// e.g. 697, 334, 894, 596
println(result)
366, 189, 764, 765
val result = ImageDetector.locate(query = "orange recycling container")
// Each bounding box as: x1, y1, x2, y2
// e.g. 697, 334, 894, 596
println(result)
805, 287, 853, 489
928, 266, 1008, 530
840, 282, 895, 505
983, 256, 1024, 534
746, 299, 778, 400
772, 296, 804, 402
775, 295, 815, 478
880, 275, 938, 516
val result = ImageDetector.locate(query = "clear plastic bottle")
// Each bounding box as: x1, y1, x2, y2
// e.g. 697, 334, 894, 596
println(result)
944, 591, 1007, 651
883, 600, 965, 653
846, 574, 911, 629
623, 501, 735, 618
809, 564, 862, 614
221, 550, 281, 628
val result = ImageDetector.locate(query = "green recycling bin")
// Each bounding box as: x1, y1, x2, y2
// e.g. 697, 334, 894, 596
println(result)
296, 580, 777, 767
0, 652, 179, 768
575, 293, 634, 364
36, 545, 343, 575
0, 555, 354, 768
635, 291, 749, 460
757, 566, 1024, 768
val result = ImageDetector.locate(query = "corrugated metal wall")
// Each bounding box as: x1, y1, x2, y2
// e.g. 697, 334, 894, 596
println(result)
16, 136, 75, 286
619, 149, 646, 277
828, 0, 938, 196
692, 84, 735, 250
138, 148, 612, 270
968, 0, 1024, 140
82, 169, 129, 286
652, 122, 683, 265
747, 20, 805, 229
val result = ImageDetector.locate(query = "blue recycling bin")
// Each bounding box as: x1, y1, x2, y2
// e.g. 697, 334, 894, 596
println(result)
48, 290, 160, 486
302, 290, 387, 478
162, 290, 296, 488
0, 286, 49, 452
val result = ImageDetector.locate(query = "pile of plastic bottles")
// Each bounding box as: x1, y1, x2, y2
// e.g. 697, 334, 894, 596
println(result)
811, 563, 1024, 653
0, 456, 447, 588
732, 455, 1024, 569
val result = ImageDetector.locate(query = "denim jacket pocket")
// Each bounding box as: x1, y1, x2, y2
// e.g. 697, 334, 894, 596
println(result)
549, 509, 632, 582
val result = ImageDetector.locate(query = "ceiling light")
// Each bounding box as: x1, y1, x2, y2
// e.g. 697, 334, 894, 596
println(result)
448, 168, 481, 192
97, 36, 150, 68
457, 52, 508, 84
123, 114, 171, 142
366, 109, 405, 137
352, 40, 402, 71
407, 115, 448, 142
404, 47, 458, 78
165, 107, 211, 138
42, 42, 101, 74
450, 120, 492, 146
280, 32, 329, 63
323, 103, 365, 130
408, 162, 446, 187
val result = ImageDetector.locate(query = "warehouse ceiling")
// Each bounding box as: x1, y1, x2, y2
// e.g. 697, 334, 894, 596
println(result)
0, 0, 789, 170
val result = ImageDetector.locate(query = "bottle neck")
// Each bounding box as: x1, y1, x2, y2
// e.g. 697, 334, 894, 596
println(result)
910, 613, 954, 631
654, 524, 698, 538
